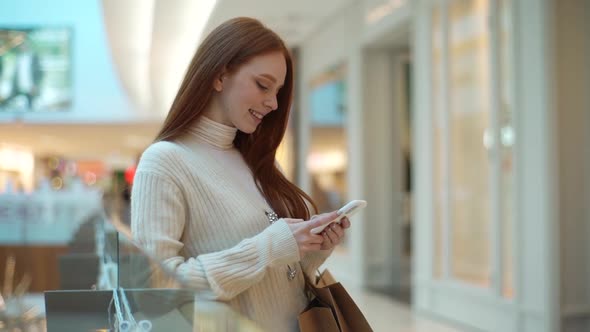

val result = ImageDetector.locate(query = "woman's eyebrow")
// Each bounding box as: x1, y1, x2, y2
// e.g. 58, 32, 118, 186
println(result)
258, 73, 283, 89
259, 73, 276, 82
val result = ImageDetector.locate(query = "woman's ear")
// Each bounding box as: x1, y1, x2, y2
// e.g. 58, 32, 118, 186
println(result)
213, 70, 227, 92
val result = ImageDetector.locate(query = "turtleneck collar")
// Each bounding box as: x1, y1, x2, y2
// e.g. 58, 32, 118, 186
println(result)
186, 116, 237, 150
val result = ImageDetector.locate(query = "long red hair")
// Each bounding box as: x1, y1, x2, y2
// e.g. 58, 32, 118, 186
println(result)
154, 17, 317, 219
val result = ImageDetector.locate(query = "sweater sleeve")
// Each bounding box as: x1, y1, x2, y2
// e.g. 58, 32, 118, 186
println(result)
131, 169, 300, 301
300, 249, 333, 277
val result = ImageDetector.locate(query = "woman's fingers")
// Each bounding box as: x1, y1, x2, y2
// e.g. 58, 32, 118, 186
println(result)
309, 233, 325, 244
290, 213, 352, 254
331, 223, 345, 237
322, 233, 333, 247
340, 217, 351, 229
324, 226, 339, 244
323, 223, 346, 244
307, 211, 339, 231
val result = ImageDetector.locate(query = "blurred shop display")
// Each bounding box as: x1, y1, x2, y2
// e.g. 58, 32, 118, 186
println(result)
0, 147, 115, 195
0, 150, 135, 242
0, 177, 102, 245
0, 144, 34, 193
307, 64, 348, 214
0, 27, 72, 112
36, 156, 111, 192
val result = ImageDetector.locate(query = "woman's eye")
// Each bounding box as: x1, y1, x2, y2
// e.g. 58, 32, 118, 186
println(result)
256, 81, 269, 91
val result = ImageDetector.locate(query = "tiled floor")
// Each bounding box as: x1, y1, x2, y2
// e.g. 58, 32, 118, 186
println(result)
348, 288, 463, 332
24, 290, 462, 332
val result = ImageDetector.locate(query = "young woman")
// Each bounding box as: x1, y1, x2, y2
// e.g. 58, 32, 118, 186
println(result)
131, 17, 350, 331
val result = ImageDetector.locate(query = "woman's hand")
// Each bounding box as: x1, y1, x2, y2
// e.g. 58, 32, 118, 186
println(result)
284, 211, 339, 258
319, 217, 350, 250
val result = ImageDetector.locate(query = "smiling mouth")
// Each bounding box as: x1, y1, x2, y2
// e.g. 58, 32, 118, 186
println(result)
249, 109, 264, 120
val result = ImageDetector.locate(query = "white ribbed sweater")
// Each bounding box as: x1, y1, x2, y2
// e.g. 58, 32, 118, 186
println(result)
131, 117, 331, 332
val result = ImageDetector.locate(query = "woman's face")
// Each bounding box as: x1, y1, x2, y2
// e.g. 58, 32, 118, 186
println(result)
209, 51, 287, 134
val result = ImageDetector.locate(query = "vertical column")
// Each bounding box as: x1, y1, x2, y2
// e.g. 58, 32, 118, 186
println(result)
347, 48, 366, 288
412, 0, 435, 309
513, 0, 558, 331
361, 50, 402, 289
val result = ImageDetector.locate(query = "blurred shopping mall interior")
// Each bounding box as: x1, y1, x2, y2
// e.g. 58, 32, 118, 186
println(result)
0, 0, 588, 331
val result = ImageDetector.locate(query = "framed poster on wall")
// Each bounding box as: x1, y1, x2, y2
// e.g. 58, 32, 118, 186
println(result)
0, 27, 72, 112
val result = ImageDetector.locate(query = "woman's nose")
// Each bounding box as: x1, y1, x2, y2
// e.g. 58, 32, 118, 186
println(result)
264, 95, 278, 111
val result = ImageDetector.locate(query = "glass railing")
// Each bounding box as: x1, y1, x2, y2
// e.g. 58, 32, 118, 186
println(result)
46, 222, 263, 331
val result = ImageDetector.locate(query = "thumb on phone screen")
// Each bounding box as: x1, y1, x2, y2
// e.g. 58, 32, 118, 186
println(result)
308, 211, 339, 230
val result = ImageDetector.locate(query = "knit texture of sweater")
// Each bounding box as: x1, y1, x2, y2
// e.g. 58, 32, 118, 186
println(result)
131, 116, 331, 331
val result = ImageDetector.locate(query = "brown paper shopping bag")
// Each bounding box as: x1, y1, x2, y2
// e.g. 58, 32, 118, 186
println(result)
298, 269, 373, 332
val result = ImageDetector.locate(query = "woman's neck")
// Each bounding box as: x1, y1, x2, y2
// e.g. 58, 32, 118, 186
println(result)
202, 97, 234, 128
185, 115, 237, 150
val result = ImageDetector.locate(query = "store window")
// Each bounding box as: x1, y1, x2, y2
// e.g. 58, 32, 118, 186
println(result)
448, 0, 492, 287
431, 0, 514, 298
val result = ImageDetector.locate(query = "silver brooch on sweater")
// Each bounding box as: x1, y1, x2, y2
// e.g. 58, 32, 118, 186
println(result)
265, 211, 279, 224
286, 265, 297, 280
265, 210, 297, 281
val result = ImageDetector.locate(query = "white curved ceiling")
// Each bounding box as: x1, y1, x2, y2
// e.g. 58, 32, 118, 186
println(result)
101, 0, 216, 118
101, 0, 353, 117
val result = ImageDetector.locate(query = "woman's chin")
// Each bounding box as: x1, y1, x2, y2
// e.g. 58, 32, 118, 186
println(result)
237, 119, 261, 134
238, 124, 258, 134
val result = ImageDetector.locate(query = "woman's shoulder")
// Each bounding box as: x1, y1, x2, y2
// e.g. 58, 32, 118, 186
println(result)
143, 140, 185, 157
136, 141, 187, 175
140, 141, 185, 163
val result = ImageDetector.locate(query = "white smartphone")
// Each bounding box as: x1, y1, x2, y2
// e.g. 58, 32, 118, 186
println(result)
310, 200, 367, 234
